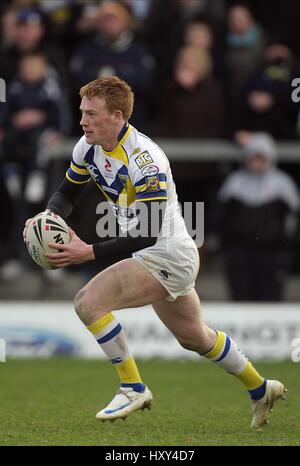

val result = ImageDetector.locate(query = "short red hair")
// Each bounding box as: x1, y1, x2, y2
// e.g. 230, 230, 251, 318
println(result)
79, 76, 134, 121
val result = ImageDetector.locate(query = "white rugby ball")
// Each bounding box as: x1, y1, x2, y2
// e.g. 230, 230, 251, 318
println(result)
25, 211, 71, 269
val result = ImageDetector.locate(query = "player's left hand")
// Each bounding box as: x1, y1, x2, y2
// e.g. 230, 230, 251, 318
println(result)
46, 228, 95, 267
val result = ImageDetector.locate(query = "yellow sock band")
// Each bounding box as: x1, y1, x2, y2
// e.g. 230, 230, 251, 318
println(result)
87, 313, 115, 335
204, 331, 226, 359
237, 361, 264, 390
115, 356, 143, 384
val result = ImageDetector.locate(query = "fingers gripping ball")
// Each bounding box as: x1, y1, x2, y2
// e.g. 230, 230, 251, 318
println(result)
25, 211, 71, 269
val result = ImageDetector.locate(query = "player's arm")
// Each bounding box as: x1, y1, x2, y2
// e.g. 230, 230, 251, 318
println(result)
46, 176, 88, 219
46, 200, 166, 267
92, 200, 166, 259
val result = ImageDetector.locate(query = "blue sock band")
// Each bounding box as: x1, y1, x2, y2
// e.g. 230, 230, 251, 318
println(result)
121, 383, 145, 393
248, 380, 267, 400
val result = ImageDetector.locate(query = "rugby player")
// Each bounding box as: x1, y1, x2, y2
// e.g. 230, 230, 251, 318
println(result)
23, 77, 286, 428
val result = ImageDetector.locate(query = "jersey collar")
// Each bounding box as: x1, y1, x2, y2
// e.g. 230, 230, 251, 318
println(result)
102, 122, 132, 157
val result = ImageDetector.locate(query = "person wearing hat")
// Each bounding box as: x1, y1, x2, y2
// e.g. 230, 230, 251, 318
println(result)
0, 7, 68, 84
218, 132, 300, 301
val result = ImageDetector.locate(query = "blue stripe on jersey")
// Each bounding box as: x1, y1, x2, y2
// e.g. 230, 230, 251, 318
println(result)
67, 168, 90, 182
216, 336, 231, 362
83, 145, 95, 164
97, 323, 122, 344
134, 173, 167, 188
95, 165, 129, 203
71, 158, 88, 170
136, 190, 167, 200
118, 122, 129, 141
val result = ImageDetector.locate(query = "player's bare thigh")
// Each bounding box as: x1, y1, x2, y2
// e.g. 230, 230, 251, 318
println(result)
152, 290, 216, 354
74, 258, 168, 324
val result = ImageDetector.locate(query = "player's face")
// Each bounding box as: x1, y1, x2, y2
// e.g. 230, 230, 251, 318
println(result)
80, 96, 119, 146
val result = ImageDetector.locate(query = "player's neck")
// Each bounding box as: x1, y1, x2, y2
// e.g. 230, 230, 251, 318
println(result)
101, 122, 127, 152
101, 137, 119, 152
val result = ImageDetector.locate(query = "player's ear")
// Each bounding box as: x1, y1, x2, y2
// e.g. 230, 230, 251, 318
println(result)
114, 109, 123, 123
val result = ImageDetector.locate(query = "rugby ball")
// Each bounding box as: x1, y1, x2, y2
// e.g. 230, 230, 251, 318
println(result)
25, 211, 71, 269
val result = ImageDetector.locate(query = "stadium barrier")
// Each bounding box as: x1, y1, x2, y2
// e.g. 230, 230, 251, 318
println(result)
0, 302, 299, 361
46, 139, 300, 162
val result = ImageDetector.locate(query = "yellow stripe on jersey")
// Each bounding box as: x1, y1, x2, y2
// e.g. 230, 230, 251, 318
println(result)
136, 197, 167, 202
102, 126, 132, 164
94, 180, 137, 207
70, 162, 89, 175
66, 171, 90, 185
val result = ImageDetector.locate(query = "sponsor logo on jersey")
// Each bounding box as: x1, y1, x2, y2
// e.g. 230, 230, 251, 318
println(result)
86, 163, 99, 182
135, 150, 154, 169
104, 158, 114, 179
142, 165, 159, 177
104, 159, 112, 172
146, 175, 160, 192
130, 148, 141, 157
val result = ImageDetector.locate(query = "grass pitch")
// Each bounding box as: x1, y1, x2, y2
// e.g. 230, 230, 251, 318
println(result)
0, 359, 299, 446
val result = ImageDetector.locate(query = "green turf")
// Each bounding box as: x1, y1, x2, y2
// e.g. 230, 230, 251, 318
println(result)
0, 359, 299, 446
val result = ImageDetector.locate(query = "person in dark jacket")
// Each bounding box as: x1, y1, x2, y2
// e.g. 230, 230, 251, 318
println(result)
155, 45, 224, 138
70, 0, 155, 130
0, 52, 72, 276
0, 7, 68, 85
218, 133, 300, 301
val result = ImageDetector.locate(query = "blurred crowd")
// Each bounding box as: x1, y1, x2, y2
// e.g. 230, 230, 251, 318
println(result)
1, 0, 300, 301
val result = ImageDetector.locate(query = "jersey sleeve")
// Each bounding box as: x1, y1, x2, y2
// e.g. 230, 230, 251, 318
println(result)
66, 137, 91, 185
128, 148, 168, 202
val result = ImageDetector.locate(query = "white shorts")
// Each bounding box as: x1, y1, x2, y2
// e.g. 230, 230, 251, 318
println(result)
132, 236, 200, 301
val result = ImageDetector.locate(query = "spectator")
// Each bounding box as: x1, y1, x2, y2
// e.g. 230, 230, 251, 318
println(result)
242, 41, 300, 135
70, 0, 155, 130
38, 0, 85, 60
0, 7, 68, 84
217, 133, 300, 301
0, 52, 72, 276
234, 77, 294, 139
143, 0, 225, 104
225, 3, 265, 108
184, 17, 225, 78
155, 45, 224, 138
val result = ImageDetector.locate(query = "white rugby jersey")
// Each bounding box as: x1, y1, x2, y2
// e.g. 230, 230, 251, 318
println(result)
66, 123, 188, 243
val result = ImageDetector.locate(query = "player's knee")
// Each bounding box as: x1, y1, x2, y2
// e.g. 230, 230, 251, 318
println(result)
74, 288, 94, 323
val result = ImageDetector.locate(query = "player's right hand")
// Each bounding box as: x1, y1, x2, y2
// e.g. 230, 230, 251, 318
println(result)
23, 218, 33, 243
